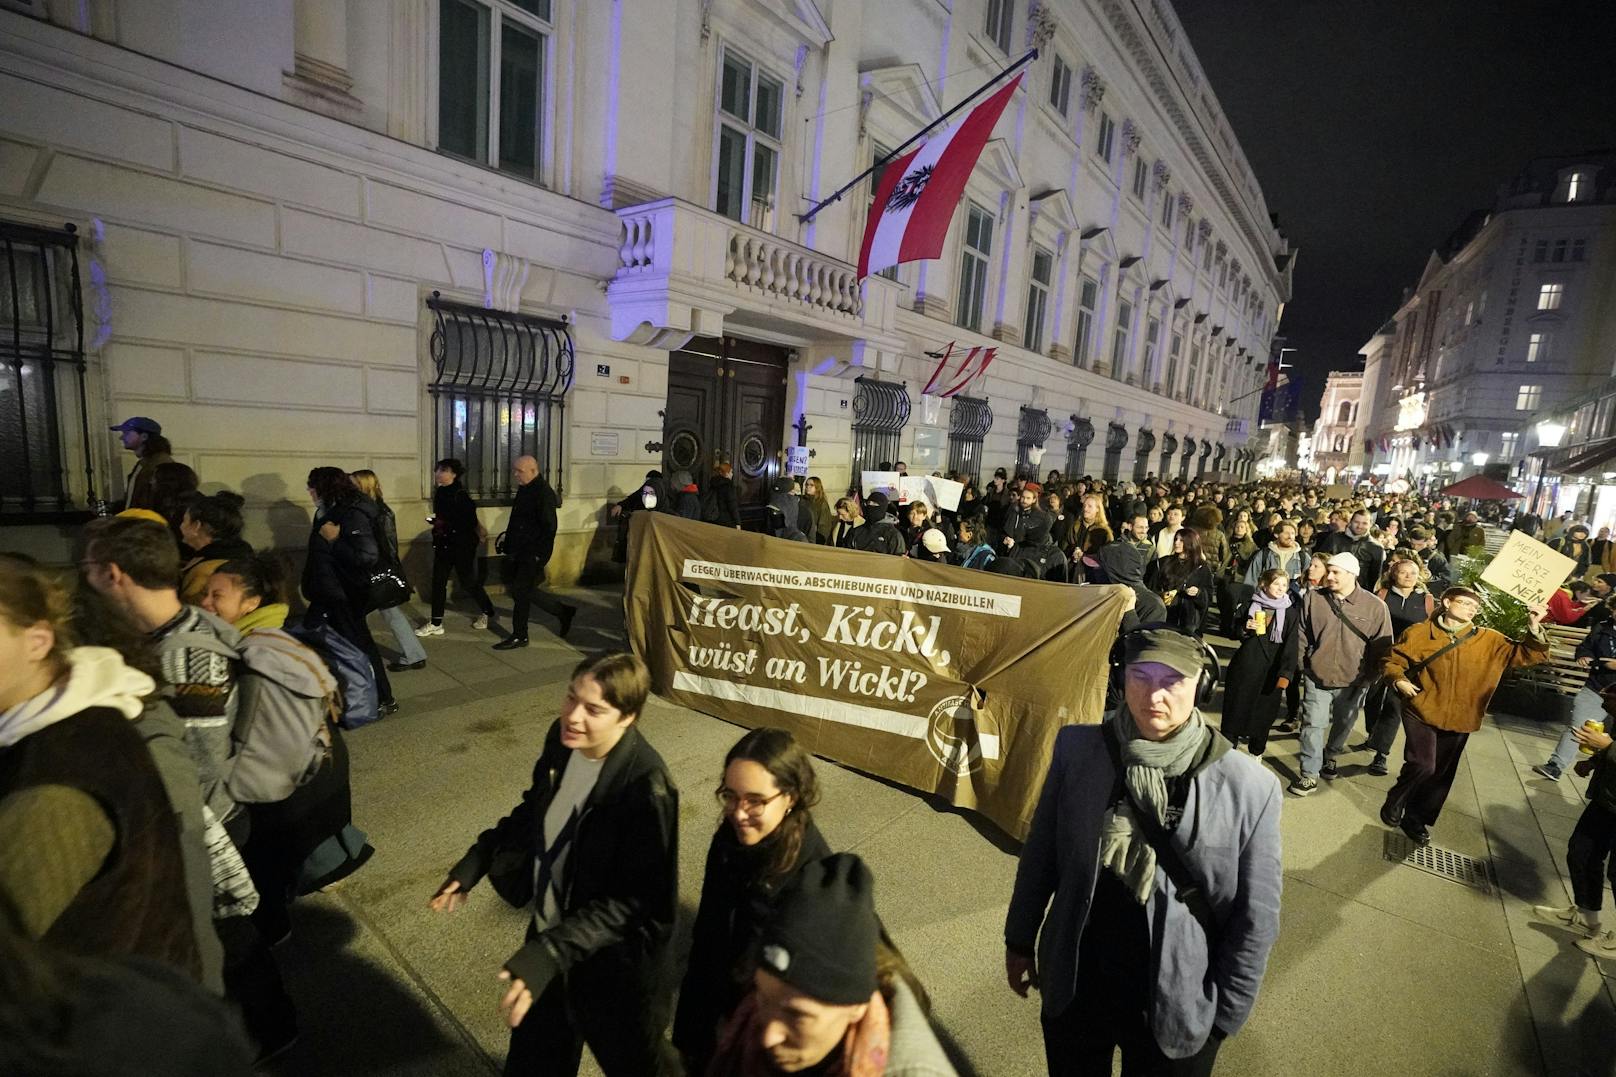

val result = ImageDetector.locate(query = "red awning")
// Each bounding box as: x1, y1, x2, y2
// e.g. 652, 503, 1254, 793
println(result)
1437, 475, 1524, 500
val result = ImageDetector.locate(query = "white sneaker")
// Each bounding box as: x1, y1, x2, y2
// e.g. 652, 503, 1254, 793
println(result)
472, 615, 489, 630
415, 623, 445, 637
1531, 903, 1594, 936
1576, 929, 1616, 959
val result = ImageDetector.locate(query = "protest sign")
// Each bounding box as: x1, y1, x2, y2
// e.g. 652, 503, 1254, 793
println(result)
1324, 483, 1352, 500
787, 445, 809, 478
862, 470, 900, 501
898, 475, 965, 513
1479, 530, 1576, 607
625, 513, 1130, 838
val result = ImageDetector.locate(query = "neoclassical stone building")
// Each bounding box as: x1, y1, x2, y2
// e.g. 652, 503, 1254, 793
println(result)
1, 0, 1292, 577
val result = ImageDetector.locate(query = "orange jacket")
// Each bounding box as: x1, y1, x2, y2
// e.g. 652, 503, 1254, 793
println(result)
1381, 619, 1549, 733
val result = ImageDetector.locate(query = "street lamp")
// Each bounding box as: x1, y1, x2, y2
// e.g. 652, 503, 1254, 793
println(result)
1471, 451, 1489, 467
1532, 419, 1568, 517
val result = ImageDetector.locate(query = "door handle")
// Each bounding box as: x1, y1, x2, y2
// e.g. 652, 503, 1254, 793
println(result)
645, 441, 664, 453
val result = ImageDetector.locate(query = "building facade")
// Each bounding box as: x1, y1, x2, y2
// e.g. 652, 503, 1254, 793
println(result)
1360, 153, 1616, 493
1310, 369, 1362, 481
0, 0, 1292, 577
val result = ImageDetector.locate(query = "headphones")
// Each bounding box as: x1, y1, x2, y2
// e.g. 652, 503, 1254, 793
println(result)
1113, 628, 1219, 708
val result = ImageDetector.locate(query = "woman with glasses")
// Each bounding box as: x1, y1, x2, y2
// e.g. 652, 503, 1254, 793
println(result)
673, 728, 829, 1074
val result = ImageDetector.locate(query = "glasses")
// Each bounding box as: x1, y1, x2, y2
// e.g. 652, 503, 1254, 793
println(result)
715, 788, 787, 815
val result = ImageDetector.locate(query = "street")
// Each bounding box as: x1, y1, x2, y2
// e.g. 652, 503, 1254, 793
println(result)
265, 585, 1616, 1077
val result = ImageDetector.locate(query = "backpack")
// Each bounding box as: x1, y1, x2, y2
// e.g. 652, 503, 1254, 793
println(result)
173, 626, 339, 805
287, 619, 381, 729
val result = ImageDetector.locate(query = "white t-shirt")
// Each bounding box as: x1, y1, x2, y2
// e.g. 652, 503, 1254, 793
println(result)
533, 750, 605, 929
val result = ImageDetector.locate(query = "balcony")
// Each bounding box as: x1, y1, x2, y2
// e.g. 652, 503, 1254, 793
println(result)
607, 197, 899, 350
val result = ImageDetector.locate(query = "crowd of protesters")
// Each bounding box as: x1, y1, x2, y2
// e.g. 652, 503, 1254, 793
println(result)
7, 418, 1616, 1076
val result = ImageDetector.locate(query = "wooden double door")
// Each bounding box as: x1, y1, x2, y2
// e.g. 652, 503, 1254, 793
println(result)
661, 336, 787, 531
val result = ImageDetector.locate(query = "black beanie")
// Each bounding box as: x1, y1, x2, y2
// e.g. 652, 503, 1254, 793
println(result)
756, 854, 879, 1006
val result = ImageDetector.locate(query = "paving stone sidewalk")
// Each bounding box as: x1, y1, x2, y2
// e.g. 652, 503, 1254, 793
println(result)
265, 588, 1616, 1077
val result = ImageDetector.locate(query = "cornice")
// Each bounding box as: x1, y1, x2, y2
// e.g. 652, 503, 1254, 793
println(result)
1092, 0, 1279, 289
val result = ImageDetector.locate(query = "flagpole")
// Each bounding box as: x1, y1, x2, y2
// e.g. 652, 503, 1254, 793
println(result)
798, 49, 1038, 223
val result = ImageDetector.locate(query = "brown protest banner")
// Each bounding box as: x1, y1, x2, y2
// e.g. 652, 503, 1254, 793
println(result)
624, 513, 1131, 839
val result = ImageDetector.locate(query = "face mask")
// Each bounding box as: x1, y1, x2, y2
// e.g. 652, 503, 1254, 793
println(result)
642, 491, 658, 509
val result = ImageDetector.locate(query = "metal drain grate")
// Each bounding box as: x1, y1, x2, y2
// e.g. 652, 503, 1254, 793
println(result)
1382, 832, 1493, 893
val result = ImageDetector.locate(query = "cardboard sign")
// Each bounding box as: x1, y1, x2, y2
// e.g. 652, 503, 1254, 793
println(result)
1323, 484, 1352, 500
624, 513, 1130, 839
1479, 530, 1577, 607
787, 445, 810, 478
900, 474, 964, 513
861, 470, 901, 501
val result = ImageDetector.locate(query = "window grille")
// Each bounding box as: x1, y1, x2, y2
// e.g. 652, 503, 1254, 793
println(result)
1198, 438, 1213, 475
1102, 422, 1128, 482
851, 376, 910, 478
1179, 436, 1196, 479
1, 220, 94, 520
1015, 407, 1052, 480
1066, 416, 1094, 479
427, 292, 573, 504
1133, 429, 1156, 482
947, 395, 992, 482
1159, 432, 1178, 476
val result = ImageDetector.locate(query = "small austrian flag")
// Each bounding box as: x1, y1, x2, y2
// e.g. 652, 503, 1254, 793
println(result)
856, 74, 1024, 280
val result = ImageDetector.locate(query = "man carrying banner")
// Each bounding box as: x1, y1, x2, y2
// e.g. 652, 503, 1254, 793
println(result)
1005, 629, 1282, 1077
1379, 588, 1549, 846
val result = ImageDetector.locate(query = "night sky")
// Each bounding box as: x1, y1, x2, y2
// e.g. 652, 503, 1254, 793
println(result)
1173, 0, 1616, 420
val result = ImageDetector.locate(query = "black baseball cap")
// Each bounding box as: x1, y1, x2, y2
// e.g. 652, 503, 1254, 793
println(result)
110, 416, 161, 435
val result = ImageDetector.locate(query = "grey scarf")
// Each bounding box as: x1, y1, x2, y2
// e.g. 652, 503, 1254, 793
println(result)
1099, 705, 1211, 904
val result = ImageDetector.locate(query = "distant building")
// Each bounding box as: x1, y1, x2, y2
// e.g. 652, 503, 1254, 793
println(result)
1310, 370, 1363, 481
1360, 152, 1616, 493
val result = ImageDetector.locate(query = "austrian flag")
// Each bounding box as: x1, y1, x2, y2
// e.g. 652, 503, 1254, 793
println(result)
856, 74, 1025, 280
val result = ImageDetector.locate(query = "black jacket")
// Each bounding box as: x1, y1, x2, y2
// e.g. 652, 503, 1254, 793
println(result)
1576, 621, 1616, 694
841, 517, 905, 555
449, 722, 678, 999
431, 482, 482, 552
702, 475, 741, 527
1149, 560, 1214, 637
673, 818, 832, 1068
302, 497, 380, 605
504, 476, 559, 564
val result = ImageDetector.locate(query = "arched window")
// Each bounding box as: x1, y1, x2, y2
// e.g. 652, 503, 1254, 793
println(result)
1337, 401, 1352, 424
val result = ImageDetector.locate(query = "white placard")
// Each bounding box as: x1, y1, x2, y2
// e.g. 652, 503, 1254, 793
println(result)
861, 470, 900, 501
1478, 530, 1577, 607
787, 445, 810, 477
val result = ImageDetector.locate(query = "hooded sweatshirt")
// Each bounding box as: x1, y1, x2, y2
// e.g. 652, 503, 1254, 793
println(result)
1096, 542, 1167, 626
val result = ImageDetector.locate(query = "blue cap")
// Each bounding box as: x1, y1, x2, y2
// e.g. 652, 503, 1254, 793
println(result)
110, 416, 161, 435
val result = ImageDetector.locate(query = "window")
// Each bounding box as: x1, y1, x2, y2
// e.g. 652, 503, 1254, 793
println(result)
1186, 337, 1203, 404
1095, 112, 1115, 163
1533, 240, 1547, 263
1216, 258, 1227, 288
1184, 215, 1196, 248
438, 0, 549, 183
1049, 55, 1072, 117
1110, 298, 1133, 379
1537, 282, 1563, 310
1165, 329, 1183, 393
1202, 237, 1213, 271
1526, 331, 1548, 363
1, 221, 93, 517
1131, 158, 1148, 200
956, 203, 993, 332
1572, 239, 1586, 262
1463, 300, 1473, 325
715, 49, 784, 230
1552, 239, 1567, 263
1515, 384, 1541, 411
427, 295, 573, 503
1567, 171, 1587, 202
1142, 316, 1160, 383
1074, 276, 1098, 367
984, 0, 1014, 53
1023, 247, 1053, 353
1160, 190, 1174, 230
1500, 431, 1519, 460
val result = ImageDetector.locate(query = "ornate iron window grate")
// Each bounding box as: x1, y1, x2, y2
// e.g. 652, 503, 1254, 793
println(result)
1102, 422, 1128, 482
1015, 406, 1052, 480
947, 395, 992, 483
1159, 432, 1178, 477
1179, 437, 1197, 480
851, 376, 910, 479
1382, 832, 1493, 894
1066, 416, 1094, 480
427, 293, 574, 504
1, 220, 94, 520
1133, 428, 1157, 482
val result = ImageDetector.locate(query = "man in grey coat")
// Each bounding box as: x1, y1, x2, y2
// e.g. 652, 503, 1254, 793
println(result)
1005, 629, 1282, 1076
